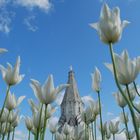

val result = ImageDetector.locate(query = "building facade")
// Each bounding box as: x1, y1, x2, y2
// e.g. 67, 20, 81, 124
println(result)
58, 67, 83, 130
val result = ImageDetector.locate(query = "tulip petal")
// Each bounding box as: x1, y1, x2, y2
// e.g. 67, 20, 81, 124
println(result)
55, 84, 69, 94
122, 20, 130, 29
0, 48, 8, 53
30, 79, 44, 103
17, 96, 26, 106
104, 63, 113, 73
0, 65, 7, 78
43, 75, 55, 96
89, 23, 99, 31
28, 99, 39, 113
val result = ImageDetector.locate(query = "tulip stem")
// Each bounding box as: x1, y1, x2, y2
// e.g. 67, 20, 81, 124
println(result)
113, 134, 115, 140
109, 43, 140, 140
133, 82, 140, 97
2, 134, 5, 140
122, 107, 130, 140
42, 104, 48, 140
12, 128, 15, 140
97, 91, 104, 140
92, 123, 94, 140
28, 130, 31, 140
117, 128, 125, 135
94, 119, 96, 140
54, 134, 56, 140
7, 132, 11, 140
84, 113, 87, 140
7, 123, 11, 140
0, 85, 10, 120
36, 104, 43, 140
52, 133, 54, 140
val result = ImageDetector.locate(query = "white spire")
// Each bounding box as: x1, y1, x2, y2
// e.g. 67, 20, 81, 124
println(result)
69, 65, 73, 71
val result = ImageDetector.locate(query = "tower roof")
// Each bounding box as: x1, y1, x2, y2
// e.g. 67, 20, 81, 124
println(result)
61, 67, 82, 105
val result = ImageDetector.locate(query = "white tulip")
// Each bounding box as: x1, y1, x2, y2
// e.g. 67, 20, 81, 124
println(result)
106, 128, 111, 139
0, 123, 8, 135
30, 75, 69, 105
125, 131, 135, 139
25, 116, 33, 131
33, 109, 44, 129
105, 50, 140, 85
109, 120, 119, 134
120, 112, 129, 124
55, 132, 64, 140
99, 121, 108, 134
92, 100, 100, 116
5, 91, 25, 110
48, 117, 58, 134
91, 67, 101, 92
90, 4, 129, 44
80, 123, 92, 140
0, 56, 24, 86
0, 109, 8, 123
12, 115, 20, 128
81, 107, 95, 125
113, 92, 127, 108
8, 110, 19, 123
46, 104, 56, 119
62, 123, 73, 136
71, 124, 85, 140
125, 86, 136, 101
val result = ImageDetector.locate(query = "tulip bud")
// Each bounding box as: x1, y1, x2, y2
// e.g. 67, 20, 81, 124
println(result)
0, 109, 8, 123
25, 116, 33, 131
48, 117, 59, 134
113, 93, 127, 108
91, 67, 101, 93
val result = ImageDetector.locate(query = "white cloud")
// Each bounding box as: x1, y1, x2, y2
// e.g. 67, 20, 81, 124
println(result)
15, 0, 51, 12
24, 15, 38, 32
116, 133, 126, 140
107, 112, 114, 116
81, 95, 94, 105
111, 116, 120, 123
0, 8, 15, 34
0, 0, 52, 34
15, 130, 27, 140
0, 0, 9, 6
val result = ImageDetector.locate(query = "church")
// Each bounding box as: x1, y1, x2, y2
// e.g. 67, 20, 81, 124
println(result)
58, 67, 84, 130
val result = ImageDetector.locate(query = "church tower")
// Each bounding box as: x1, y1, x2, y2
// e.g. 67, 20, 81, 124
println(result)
58, 67, 83, 129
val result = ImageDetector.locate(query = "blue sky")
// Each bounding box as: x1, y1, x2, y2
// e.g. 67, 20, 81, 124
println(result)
0, 0, 140, 139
